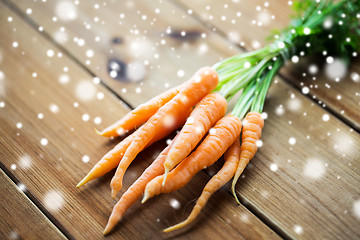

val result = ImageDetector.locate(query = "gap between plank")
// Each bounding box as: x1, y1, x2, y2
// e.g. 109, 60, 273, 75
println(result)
169, 0, 360, 134
1, 0, 135, 112
0, 162, 75, 240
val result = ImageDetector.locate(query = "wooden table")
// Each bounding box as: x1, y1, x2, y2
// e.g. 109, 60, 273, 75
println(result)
1, 1, 359, 239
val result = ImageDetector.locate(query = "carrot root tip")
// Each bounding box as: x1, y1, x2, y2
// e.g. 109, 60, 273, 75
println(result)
76, 177, 89, 188
141, 192, 149, 204
94, 128, 103, 136
111, 188, 119, 199
162, 170, 169, 186
231, 182, 240, 205
163, 220, 187, 233
103, 225, 112, 236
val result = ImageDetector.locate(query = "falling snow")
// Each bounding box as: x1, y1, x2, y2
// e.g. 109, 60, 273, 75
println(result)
46, 49, 55, 57
40, 138, 48, 146
43, 190, 65, 212
302, 86, 310, 94
291, 55, 299, 63
275, 105, 285, 116
261, 112, 268, 119
326, 56, 334, 64
288, 137, 296, 145
308, 64, 318, 75
333, 132, 354, 154
59, 74, 70, 84
97, 92, 104, 100
94, 116, 102, 125
270, 163, 278, 172
49, 103, 60, 114
17, 183, 26, 192
127, 61, 146, 82
322, 114, 330, 122
75, 81, 96, 102
209, 128, 217, 135
350, 72, 359, 83
86, 49, 94, 58
177, 69, 185, 78
169, 198, 181, 209
82, 155, 90, 163
82, 114, 90, 121
54, 30, 68, 43
303, 158, 326, 179
353, 199, 360, 220
55, 1, 78, 22
257, 11, 271, 26
37, 113, 44, 119
162, 114, 175, 128
287, 98, 302, 112
294, 225, 303, 235
325, 58, 347, 81
19, 155, 32, 169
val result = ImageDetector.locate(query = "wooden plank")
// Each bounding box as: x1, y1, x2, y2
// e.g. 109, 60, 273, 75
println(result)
0, 169, 66, 240
176, 0, 360, 130
4, 0, 360, 239
0, 3, 281, 240
8, 0, 234, 107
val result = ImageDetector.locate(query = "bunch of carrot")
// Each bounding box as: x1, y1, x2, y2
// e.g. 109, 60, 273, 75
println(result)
76, 0, 360, 235
76, 66, 265, 234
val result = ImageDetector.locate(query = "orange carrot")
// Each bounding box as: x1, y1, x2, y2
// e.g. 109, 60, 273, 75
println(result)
231, 111, 264, 204
76, 133, 134, 188
163, 138, 241, 232
98, 85, 182, 137
103, 137, 177, 235
76, 107, 189, 189
142, 115, 242, 203
163, 92, 227, 184
110, 67, 219, 198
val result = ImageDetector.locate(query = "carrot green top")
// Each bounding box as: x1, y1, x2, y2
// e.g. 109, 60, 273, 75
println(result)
213, 0, 360, 119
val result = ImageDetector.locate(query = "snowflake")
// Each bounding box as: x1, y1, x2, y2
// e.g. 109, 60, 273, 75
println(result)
55, 1, 78, 22
40, 138, 48, 146
303, 158, 326, 179
43, 190, 65, 212
169, 198, 181, 209
75, 80, 96, 102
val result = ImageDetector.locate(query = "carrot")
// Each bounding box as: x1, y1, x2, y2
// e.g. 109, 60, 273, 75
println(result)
76, 107, 189, 189
97, 85, 182, 137
163, 92, 227, 184
163, 138, 241, 232
142, 115, 242, 203
231, 111, 264, 204
103, 138, 176, 235
110, 67, 219, 198
76, 133, 134, 188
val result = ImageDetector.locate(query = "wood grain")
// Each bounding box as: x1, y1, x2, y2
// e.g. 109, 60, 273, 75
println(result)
0, 3, 280, 240
4, 2, 360, 239
7, 0, 234, 107
0, 169, 66, 240
176, 0, 360, 130
2, 1, 360, 240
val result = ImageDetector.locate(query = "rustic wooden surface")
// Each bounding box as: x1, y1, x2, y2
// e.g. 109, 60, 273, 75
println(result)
0, 169, 66, 240
1, 0, 359, 240
177, 0, 360, 131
